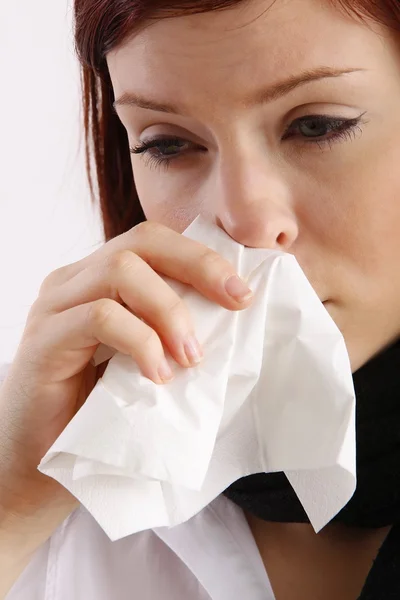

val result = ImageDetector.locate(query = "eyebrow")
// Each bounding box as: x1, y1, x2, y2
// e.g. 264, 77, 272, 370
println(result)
113, 66, 365, 116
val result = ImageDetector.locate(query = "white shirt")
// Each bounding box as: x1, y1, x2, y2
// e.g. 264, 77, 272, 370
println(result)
6, 494, 275, 599
0, 363, 274, 600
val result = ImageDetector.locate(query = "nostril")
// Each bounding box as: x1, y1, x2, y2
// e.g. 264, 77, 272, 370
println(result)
215, 216, 227, 234
276, 232, 287, 247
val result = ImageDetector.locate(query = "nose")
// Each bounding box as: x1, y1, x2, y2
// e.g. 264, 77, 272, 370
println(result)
211, 153, 299, 251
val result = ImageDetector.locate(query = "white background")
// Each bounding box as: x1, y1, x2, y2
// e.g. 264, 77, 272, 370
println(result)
0, 0, 104, 365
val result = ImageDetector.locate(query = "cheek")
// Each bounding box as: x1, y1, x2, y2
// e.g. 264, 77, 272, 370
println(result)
303, 166, 400, 320
302, 133, 400, 264
143, 202, 201, 233
291, 144, 400, 314
133, 160, 205, 233
336, 158, 400, 269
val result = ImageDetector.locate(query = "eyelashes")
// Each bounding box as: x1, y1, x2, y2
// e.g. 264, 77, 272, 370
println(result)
129, 113, 367, 172
130, 137, 204, 172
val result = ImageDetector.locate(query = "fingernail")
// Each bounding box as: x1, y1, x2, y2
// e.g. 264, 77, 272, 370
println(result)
158, 357, 174, 383
225, 275, 253, 302
183, 335, 204, 366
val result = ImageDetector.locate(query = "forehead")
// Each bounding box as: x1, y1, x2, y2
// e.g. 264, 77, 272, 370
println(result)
107, 0, 385, 107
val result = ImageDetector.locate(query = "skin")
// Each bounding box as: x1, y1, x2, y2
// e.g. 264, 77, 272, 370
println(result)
108, 0, 400, 374
107, 0, 399, 596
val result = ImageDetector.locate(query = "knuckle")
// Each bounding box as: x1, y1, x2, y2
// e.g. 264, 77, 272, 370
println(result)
131, 220, 166, 248
140, 327, 162, 354
38, 269, 61, 293
51, 264, 71, 279
26, 297, 50, 325
133, 220, 161, 238
87, 299, 118, 328
38, 265, 72, 295
29, 290, 60, 320
27, 297, 43, 319
131, 220, 150, 236
165, 296, 187, 321
106, 250, 140, 274
198, 248, 225, 274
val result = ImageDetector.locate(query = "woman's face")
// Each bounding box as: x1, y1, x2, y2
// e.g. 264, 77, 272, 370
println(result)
107, 0, 400, 371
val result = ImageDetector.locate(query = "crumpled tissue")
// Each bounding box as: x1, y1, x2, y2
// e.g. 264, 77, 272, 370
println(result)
38, 215, 356, 541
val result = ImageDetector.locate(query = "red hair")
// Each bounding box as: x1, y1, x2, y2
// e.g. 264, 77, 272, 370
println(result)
73, 0, 400, 242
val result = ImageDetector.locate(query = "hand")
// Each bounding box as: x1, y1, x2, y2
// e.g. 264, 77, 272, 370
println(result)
0, 221, 253, 528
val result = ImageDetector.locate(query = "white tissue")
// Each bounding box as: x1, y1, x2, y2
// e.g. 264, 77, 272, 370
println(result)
38, 216, 356, 542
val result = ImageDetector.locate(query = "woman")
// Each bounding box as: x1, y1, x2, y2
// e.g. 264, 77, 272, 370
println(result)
0, 0, 399, 598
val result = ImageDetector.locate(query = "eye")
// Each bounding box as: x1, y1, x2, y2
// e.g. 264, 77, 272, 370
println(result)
130, 136, 204, 171
130, 112, 367, 171
282, 113, 366, 148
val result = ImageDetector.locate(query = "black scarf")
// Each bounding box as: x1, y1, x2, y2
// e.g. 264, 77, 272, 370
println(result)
223, 338, 400, 598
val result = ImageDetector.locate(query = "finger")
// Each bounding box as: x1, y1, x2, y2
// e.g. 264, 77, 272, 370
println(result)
43, 222, 254, 309
31, 300, 175, 386
33, 251, 203, 369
